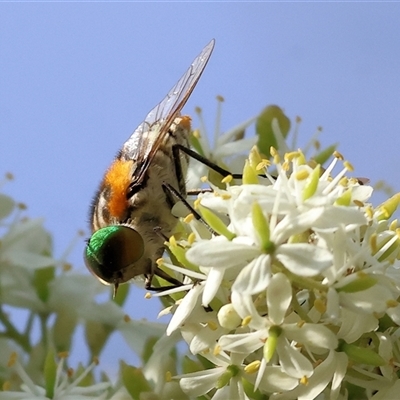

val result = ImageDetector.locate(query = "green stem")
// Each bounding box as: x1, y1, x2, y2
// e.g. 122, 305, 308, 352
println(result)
0, 307, 31, 352
291, 291, 313, 323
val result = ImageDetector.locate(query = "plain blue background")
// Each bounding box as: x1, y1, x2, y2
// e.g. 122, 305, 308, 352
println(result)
1, 3, 400, 377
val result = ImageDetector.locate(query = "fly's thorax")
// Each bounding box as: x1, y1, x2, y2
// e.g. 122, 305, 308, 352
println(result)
90, 159, 135, 231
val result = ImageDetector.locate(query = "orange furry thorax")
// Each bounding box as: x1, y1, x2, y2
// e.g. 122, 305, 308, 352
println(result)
103, 159, 133, 219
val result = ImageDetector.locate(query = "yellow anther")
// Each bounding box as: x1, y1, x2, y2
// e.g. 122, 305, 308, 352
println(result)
333, 151, 344, 160
241, 315, 252, 326
256, 159, 270, 170
192, 129, 201, 138
213, 345, 221, 355
353, 200, 364, 207
344, 160, 354, 172
207, 321, 218, 331
184, 213, 194, 224
386, 299, 398, 308
188, 232, 196, 245
284, 151, 300, 162
295, 170, 309, 181
156, 257, 165, 266
314, 298, 326, 314
221, 175, 233, 184
244, 360, 261, 374
7, 352, 17, 367
300, 376, 309, 385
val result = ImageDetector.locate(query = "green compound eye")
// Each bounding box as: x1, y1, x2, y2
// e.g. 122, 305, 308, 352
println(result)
84, 225, 144, 285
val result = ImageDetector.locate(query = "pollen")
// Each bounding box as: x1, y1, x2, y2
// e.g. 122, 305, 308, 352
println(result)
179, 115, 192, 131
104, 159, 133, 219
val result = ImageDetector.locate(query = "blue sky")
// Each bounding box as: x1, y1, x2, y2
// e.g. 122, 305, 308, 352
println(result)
1, 3, 400, 374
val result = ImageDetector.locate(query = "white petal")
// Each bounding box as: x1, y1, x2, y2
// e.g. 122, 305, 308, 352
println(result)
216, 116, 257, 147
331, 352, 348, 399
219, 331, 265, 354
276, 243, 332, 276
387, 303, 400, 325
179, 368, 224, 397
284, 323, 338, 350
273, 208, 325, 243
277, 338, 313, 379
212, 377, 248, 400
326, 287, 340, 321
337, 308, 378, 343
371, 379, 400, 399
267, 273, 292, 325
297, 350, 337, 400
167, 283, 203, 335
119, 320, 167, 359
215, 136, 258, 158
255, 365, 299, 392
202, 267, 224, 307
186, 238, 259, 268
339, 284, 394, 314
312, 206, 367, 231
232, 255, 271, 295
231, 291, 266, 328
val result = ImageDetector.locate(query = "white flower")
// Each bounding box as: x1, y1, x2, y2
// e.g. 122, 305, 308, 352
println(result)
177, 352, 248, 399
220, 274, 338, 388
1, 352, 110, 399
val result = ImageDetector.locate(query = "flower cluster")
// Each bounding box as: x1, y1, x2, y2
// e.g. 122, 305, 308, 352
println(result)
157, 146, 400, 399
2, 103, 400, 400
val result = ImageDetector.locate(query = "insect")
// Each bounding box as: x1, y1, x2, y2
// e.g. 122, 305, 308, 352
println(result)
84, 40, 216, 296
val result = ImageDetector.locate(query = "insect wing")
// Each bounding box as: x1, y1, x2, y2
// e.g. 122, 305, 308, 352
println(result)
121, 39, 215, 184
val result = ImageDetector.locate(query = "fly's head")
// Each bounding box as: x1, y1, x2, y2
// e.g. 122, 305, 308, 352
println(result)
84, 224, 146, 293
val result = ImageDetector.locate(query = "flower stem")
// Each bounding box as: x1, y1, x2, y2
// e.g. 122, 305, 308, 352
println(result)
0, 307, 31, 352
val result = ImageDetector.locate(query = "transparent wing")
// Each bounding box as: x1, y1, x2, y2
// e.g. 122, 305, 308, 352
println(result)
121, 39, 215, 182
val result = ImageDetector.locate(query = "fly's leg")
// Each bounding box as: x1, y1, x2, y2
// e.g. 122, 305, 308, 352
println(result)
143, 227, 184, 292
144, 266, 183, 292
172, 144, 243, 184
162, 182, 218, 236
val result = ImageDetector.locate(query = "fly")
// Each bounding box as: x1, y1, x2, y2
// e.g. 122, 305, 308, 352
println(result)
84, 40, 215, 296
